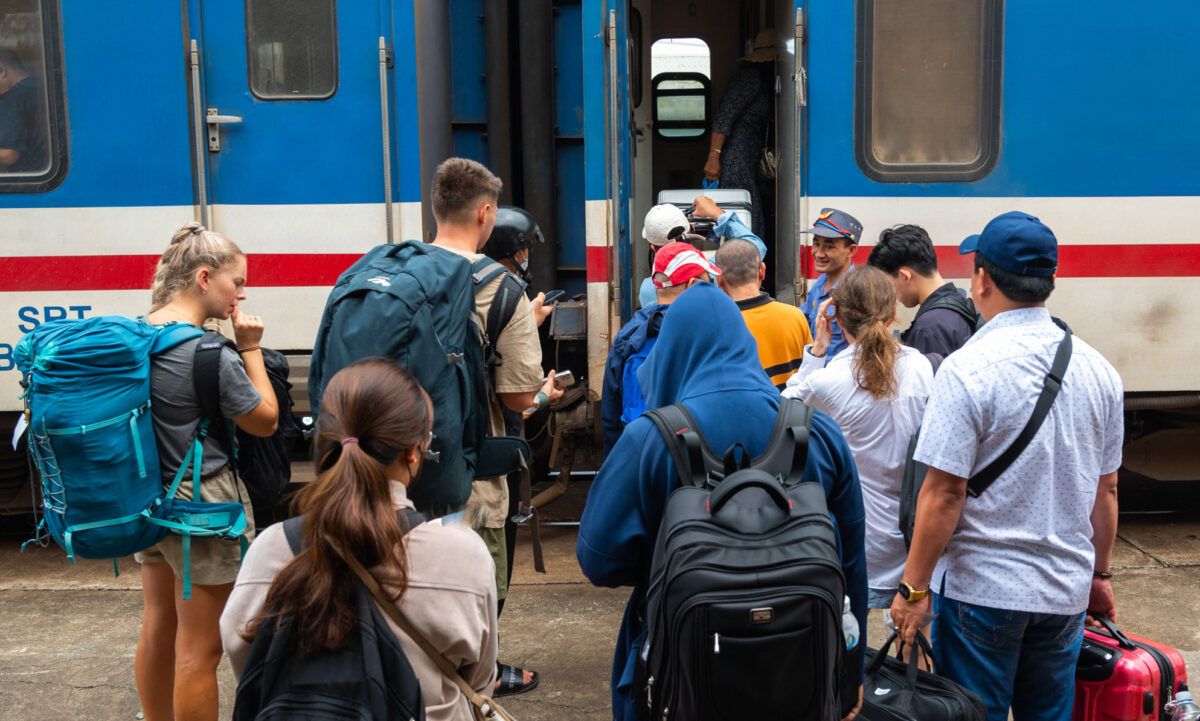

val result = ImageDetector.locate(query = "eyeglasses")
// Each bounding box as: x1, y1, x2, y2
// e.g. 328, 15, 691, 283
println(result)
814, 217, 855, 240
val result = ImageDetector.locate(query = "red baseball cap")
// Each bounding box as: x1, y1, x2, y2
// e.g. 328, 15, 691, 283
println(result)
652, 241, 722, 288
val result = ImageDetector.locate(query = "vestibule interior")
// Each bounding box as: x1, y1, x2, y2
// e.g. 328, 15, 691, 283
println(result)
629, 0, 801, 305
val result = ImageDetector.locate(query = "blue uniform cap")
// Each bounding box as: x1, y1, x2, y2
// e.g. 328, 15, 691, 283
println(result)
800, 208, 863, 243
959, 211, 1058, 278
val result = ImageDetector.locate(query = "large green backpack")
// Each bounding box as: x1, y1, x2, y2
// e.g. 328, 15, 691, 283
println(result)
309, 242, 489, 513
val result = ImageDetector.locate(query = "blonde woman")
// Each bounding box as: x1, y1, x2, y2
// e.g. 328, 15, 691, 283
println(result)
135, 222, 277, 721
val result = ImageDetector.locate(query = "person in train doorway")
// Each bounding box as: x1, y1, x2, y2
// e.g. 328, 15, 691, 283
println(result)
578, 281, 868, 721
429, 159, 563, 696
0, 48, 49, 173
637, 197, 765, 309
866, 224, 979, 371
703, 29, 776, 235
714, 237, 813, 389
890, 212, 1123, 721
799, 208, 864, 360
602, 240, 722, 453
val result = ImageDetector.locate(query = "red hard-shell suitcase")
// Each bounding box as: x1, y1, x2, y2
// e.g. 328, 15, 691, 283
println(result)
1074, 617, 1188, 721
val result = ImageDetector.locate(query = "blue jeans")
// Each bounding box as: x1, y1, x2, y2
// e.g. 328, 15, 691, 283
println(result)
932, 593, 1085, 721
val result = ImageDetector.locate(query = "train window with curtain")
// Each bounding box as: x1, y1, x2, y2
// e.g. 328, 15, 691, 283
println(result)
855, 0, 1003, 182
245, 0, 338, 100
0, 0, 67, 193
651, 38, 710, 139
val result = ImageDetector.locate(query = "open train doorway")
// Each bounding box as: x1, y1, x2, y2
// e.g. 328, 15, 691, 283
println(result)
629, 0, 803, 307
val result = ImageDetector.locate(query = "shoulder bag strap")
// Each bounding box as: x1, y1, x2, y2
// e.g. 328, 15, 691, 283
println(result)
645, 404, 708, 489
330, 538, 516, 721
967, 321, 1074, 498
283, 508, 426, 555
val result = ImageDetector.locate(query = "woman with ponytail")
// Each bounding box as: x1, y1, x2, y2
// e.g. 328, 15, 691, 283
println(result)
221, 361, 498, 721
137, 222, 278, 721
783, 266, 934, 613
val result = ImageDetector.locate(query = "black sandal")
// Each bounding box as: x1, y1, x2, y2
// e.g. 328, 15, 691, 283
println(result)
494, 662, 540, 697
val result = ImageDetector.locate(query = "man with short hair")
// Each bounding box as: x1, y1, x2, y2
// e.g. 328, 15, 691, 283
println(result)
799, 208, 863, 359
867, 224, 976, 368
714, 238, 813, 389
429, 157, 562, 696
0, 48, 48, 173
890, 212, 1123, 721
603, 241, 720, 452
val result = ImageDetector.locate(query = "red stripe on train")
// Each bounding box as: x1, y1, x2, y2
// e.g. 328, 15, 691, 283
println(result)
0, 254, 362, 292
0, 244, 1197, 292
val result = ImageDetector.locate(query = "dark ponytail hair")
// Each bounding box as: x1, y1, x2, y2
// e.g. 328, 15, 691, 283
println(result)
245, 361, 431, 650
831, 266, 901, 400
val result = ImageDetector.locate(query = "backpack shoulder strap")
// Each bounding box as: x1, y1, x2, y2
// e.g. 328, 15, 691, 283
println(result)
192, 331, 238, 460
967, 321, 1073, 497
644, 403, 710, 489
470, 257, 509, 290
752, 399, 814, 484
485, 272, 527, 352
917, 290, 980, 331
283, 508, 427, 555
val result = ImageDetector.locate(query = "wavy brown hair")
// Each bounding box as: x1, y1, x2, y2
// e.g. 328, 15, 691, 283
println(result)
831, 266, 901, 400
244, 361, 432, 650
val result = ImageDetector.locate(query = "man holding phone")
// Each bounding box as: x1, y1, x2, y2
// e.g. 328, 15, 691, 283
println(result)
799, 208, 864, 359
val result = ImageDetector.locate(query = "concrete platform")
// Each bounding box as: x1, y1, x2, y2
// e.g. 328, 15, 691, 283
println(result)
0, 512, 1196, 720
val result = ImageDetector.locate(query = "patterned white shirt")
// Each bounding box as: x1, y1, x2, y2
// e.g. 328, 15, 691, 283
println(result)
915, 307, 1123, 615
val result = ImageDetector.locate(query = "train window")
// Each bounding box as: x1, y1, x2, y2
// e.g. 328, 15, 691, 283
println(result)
651, 38, 710, 139
0, 0, 67, 193
245, 0, 338, 100
855, 0, 1003, 182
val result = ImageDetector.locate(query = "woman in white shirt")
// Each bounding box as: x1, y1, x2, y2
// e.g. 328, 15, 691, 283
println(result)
783, 266, 933, 612
221, 361, 498, 721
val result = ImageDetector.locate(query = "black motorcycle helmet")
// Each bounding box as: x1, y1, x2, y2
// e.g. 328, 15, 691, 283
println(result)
483, 206, 545, 283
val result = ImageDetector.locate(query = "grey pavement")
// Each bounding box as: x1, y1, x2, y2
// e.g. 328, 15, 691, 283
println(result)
0, 513, 1196, 720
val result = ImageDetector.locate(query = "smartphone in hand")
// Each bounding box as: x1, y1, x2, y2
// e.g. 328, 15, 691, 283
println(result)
553, 370, 574, 389
543, 290, 566, 304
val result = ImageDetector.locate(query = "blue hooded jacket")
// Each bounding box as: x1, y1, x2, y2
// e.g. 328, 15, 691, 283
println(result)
577, 282, 868, 721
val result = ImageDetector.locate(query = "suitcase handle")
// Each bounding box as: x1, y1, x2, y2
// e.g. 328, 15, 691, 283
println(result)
1089, 615, 1138, 651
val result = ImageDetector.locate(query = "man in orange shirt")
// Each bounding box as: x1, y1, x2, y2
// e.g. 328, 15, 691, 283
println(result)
714, 238, 813, 389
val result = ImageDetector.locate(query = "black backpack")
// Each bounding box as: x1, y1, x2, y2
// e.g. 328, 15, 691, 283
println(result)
194, 336, 303, 529
469, 257, 527, 376
232, 508, 427, 721
635, 399, 850, 721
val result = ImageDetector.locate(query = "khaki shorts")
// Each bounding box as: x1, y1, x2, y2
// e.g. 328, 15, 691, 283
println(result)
476, 526, 508, 601
135, 466, 256, 587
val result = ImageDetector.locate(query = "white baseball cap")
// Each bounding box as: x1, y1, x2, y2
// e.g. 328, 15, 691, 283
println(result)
642, 204, 690, 247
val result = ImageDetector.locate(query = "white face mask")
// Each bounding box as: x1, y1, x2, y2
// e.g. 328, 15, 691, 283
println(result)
518, 258, 529, 272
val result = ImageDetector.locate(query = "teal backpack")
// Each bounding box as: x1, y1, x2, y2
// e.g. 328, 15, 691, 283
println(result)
16, 316, 249, 597
309, 242, 490, 514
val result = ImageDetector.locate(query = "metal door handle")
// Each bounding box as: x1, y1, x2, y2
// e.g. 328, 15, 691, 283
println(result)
205, 108, 242, 152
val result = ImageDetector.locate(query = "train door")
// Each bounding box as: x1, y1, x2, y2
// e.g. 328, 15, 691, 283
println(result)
628, 1, 806, 303
192, 0, 391, 348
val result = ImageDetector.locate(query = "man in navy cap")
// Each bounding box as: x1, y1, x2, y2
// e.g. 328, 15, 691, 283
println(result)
889, 212, 1123, 721
799, 208, 863, 359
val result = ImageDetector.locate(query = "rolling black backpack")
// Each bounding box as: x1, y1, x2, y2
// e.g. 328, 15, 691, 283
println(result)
634, 399, 851, 721
232, 508, 427, 721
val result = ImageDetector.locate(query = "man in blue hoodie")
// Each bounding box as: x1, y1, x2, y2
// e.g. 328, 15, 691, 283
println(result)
578, 282, 868, 721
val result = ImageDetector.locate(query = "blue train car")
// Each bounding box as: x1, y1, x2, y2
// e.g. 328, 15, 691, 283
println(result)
1, 0, 1197, 489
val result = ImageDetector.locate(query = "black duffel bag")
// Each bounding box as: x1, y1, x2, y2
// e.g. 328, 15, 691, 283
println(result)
861, 631, 986, 721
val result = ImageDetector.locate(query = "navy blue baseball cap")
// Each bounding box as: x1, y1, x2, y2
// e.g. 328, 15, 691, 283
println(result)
959, 211, 1058, 277
800, 208, 863, 243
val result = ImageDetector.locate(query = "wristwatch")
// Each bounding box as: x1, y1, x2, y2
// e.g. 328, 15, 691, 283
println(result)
898, 580, 928, 602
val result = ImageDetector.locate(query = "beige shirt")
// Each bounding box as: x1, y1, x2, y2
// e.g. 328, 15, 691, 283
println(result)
220, 482, 499, 721
442, 246, 544, 527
